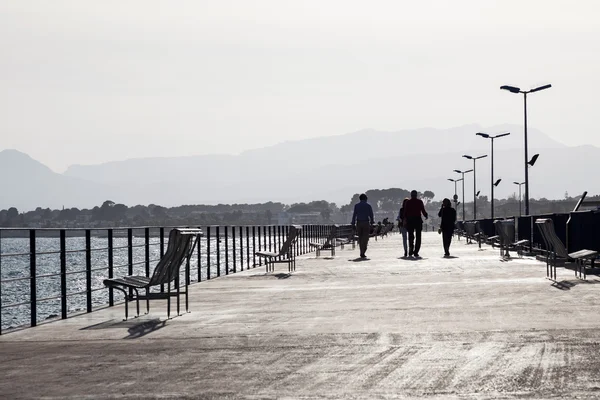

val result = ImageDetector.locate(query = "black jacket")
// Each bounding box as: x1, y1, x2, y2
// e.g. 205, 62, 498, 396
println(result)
438, 207, 457, 231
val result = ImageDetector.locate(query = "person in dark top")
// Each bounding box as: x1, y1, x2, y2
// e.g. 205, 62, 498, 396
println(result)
438, 198, 457, 257
403, 190, 428, 258
351, 193, 374, 258
397, 198, 409, 257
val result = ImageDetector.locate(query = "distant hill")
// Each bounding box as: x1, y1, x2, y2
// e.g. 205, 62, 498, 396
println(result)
3, 125, 597, 211
0, 149, 116, 210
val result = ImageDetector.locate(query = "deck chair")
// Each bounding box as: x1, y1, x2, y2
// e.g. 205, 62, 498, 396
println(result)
255, 225, 302, 272
103, 228, 202, 320
310, 224, 338, 257
535, 218, 597, 279
494, 220, 529, 259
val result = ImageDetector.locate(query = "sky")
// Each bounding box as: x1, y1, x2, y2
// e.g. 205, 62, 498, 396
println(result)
1, 0, 599, 172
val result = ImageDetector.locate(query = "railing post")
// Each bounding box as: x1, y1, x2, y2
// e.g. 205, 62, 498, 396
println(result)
85, 229, 92, 313
225, 226, 229, 275
127, 228, 133, 298
239, 226, 244, 272
60, 229, 68, 318
197, 226, 202, 282
263, 226, 267, 255
277, 225, 282, 254
232, 226, 237, 273
160, 227, 165, 292
107, 229, 114, 307
29, 229, 37, 328
216, 226, 221, 277
253, 226, 257, 267
206, 226, 211, 280
145, 227, 150, 277
246, 226, 251, 269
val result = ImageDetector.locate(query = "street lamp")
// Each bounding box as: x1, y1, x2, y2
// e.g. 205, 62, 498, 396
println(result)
500, 83, 551, 215
513, 181, 526, 216
448, 178, 463, 210
476, 132, 510, 219
462, 154, 487, 219
453, 169, 473, 220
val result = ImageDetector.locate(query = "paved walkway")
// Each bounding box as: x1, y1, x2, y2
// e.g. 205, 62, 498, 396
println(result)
2, 232, 600, 399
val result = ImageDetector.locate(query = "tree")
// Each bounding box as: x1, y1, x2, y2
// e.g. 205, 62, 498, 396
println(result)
422, 190, 435, 204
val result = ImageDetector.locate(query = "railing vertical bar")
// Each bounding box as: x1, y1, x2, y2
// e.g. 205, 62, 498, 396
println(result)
247, 226, 251, 269
253, 226, 257, 267
239, 226, 244, 271
206, 226, 211, 280
108, 229, 114, 307
277, 226, 282, 255
197, 226, 202, 282
145, 227, 150, 277
127, 228, 133, 298
85, 229, 92, 313
29, 229, 37, 328
60, 229, 68, 317
225, 226, 229, 275
232, 226, 237, 273
160, 227, 165, 292
216, 226, 221, 277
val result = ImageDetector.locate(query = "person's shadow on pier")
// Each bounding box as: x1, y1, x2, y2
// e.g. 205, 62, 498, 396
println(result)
349, 258, 369, 262
125, 318, 167, 339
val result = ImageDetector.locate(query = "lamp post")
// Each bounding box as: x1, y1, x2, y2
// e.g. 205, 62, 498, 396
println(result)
453, 169, 473, 220
448, 178, 463, 210
500, 83, 551, 215
462, 155, 487, 219
513, 181, 525, 216
476, 132, 510, 219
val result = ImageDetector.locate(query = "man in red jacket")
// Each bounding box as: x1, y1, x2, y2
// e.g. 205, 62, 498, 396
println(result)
403, 190, 428, 257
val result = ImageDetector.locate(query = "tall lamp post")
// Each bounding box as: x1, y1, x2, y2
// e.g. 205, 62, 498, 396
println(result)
462, 154, 487, 219
453, 169, 473, 220
513, 181, 525, 216
448, 178, 463, 210
476, 132, 510, 219
500, 83, 551, 215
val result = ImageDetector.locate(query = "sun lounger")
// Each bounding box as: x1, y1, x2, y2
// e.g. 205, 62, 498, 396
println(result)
103, 228, 202, 320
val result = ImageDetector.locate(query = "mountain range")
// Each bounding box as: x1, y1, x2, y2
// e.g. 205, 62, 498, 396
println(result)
1, 124, 596, 210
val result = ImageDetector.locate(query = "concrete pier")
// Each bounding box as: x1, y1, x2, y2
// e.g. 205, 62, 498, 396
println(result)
2, 232, 600, 399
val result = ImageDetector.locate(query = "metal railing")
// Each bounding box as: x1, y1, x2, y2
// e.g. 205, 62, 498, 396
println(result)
0, 224, 353, 334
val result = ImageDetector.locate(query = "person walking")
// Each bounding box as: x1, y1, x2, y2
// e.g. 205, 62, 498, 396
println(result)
403, 190, 428, 258
397, 198, 409, 257
351, 193, 374, 258
438, 198, 457, 257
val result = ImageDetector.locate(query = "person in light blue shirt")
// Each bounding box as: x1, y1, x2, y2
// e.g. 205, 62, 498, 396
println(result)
351, 193, 374, 258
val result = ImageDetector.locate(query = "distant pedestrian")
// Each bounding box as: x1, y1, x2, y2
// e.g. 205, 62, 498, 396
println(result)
397, 198, 409, 257
351, 193, 374, 258
438, 198, 457, 257
403, 190, 428, 257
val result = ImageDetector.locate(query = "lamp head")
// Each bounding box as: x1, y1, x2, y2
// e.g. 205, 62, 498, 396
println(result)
454, 169, 462, 173
476, 191, 481, 197
463, 155, 473, 160
530, 84, 552, 93
476, 132, 490, 138
494, 179, 502, 187
500, 85, 521, 93
513, 181, 520, 185
448, 178, 455, 182
528, 154, 540, 166
494, 132, 511, 139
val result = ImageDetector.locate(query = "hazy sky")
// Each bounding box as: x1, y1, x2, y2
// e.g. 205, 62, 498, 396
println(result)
1, 0, 599, 172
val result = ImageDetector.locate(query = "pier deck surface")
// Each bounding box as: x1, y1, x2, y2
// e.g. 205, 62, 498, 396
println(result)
2, 232, 600, 399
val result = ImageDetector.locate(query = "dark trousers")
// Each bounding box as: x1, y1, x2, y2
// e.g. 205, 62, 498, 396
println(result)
442, 229, 453, 255
356, 221, 371, 256
406, 217, 423, 255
